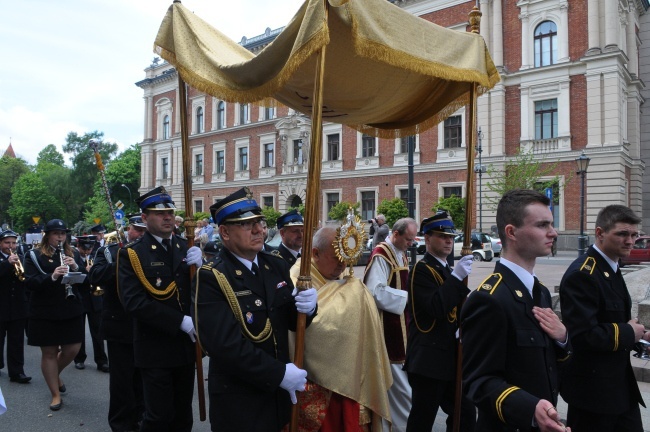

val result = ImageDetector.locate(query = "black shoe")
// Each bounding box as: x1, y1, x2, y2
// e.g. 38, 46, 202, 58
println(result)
59, 384, 66, 393
9, 373, 31, 383
98, 363, 109, 373
74, 362, 85, 370
49, 400, 63, 411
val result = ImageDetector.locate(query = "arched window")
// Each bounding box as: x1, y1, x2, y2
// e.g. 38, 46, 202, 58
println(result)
196, 106, 204, 133
162, 115, 170, 140
534, 21, 557, 67
217, 101, 225, 129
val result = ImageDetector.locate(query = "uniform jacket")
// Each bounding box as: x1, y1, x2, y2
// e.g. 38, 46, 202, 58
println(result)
404, 253, 469, 380
90, 243, 134, 343
276, 243, 298, 267
559, 246, 645, 414
117, 232, 194, 368
0, 251, 28, 321
192, 247, 314, 431
23, 247, 86, 320
461, 262, 570, 432
78, 252, 103, 313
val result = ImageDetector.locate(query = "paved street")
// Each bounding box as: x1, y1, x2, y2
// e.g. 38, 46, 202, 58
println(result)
1, 250, 648, 431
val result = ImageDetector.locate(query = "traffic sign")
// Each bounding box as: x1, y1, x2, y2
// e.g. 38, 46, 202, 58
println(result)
115, 200, 124, 210
115, 209, 125, 220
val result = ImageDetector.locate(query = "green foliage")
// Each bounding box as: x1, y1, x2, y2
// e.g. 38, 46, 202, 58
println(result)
0, 155, 30, 226
37, 144, 65, 167
9, 172, 65, 232
328, 201, 360, 222
262, 206, 282, 228
83, 180, 116, 231
376, 198, 409, 228
484, 148, 563, 210
194, 212, 211, 221
432, 196, 466, 231
288, 203, 305, 216
103, 144, 141, 214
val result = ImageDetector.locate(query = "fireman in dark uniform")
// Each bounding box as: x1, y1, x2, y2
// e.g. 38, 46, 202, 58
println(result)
275, 209, 304, 266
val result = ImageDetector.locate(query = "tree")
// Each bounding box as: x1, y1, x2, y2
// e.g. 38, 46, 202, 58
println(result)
262, 206, 282, 228
36, 163, 80, 224
484, 148, 563, 210
0, 155, 30, 227
9, 172, 65, 232
432, 195, 466, 232
103, 144, 141, 214
36, 144, 65, 167
328, 201, 360, 222
376, 198, 409, 228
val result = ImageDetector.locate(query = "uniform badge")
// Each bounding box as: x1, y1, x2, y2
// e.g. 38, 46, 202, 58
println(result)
255, 299, 262, 307
604, 271, 610, 277
235, 270, 242, 276
152, 245, 157, 250
156, 277, 162, 287
246, 312, 253, 324
264, 264, 270, 270
584, 264, 591, 271
481, 283, 492, 291
515, 290, 523, 298
277, 281, 287, 289
176, 243, 180, 248
48, 259, 53, 263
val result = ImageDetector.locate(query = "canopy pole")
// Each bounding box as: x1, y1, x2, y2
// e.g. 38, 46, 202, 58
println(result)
454, 7, 482, 432
290, 2, 328, 430
178, 73, 206, 422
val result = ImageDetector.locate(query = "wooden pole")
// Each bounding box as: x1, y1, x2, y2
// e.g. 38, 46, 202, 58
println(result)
178, 72, 206, 422
289, 2, 328, 430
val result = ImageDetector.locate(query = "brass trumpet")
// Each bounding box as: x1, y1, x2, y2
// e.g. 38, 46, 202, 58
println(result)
10, 249, 25, 281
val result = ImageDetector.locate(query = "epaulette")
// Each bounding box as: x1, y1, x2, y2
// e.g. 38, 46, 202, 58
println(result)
262, 249, 284, 259
476, 273, 503, 295
122, 239, 140, 249
200, 263, 214, 271
579, 256, 596, 275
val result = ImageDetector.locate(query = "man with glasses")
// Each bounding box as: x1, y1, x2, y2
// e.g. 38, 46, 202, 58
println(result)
560, 205, 648, 431
193, 187, 317, 431
276, 209, 304, 266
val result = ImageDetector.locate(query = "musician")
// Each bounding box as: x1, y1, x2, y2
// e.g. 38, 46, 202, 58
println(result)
73, 235, 108, 372
90, 224, 107, 253
91, 215, 146, 432
0, 229, 31, 383
117, 187, 202, 432
193, 187, 317, 431
276, 209, 304, 266
202, 241, 220, 265
23, 219, 87, 411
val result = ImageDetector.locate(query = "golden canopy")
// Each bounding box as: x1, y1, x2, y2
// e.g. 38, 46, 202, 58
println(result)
154, 0, 499, 138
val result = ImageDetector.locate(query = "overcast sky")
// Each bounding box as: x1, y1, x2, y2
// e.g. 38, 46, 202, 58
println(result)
0, 0, 304, 165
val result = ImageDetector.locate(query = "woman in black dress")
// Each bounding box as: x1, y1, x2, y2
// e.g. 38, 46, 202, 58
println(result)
23, 219, 87, 411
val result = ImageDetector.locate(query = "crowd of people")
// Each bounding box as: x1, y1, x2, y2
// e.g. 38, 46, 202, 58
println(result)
0, 186, 648, 432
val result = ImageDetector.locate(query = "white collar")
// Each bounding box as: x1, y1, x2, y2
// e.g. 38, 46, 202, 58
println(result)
593, 245, 618, 273
500, 257, 535, 296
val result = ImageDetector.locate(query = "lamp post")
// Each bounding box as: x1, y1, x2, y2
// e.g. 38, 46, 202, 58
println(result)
121, 184, 133, 207
575, 151, 590, 256
407, 135, 417, 269
474, 127, 486, 232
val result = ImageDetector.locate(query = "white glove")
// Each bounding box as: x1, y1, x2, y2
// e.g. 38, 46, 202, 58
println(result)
180, 315, 196, 342
294, 287, 317, 316
279, 363, 307, 404
451, 255, 473, 281
185, 246, 202, 267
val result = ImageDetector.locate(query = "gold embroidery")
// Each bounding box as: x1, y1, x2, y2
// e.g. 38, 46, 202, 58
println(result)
126, 248, 177, 300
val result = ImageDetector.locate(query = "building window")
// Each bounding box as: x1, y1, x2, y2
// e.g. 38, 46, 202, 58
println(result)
535, 99, 558, 139
194, 200, 203, 213
161, 157, 169, 180
293, 139, 304, 164
239, 103, 249, 124
444, 115, 462, 148
264, 143, 274, 168
264, 106, 274, 120
400, 136, 416, 154
399, 189, 409, 208
326, 193, 340, 218
536, 181, 560, 228
361, 134, 375, 157
534, 21, 557, 68
217, 101, 225, 129
215, 150, 225, 174
327, 134, 339, 161
361, 191, 375, 221
443, 186, 462, 199
239, 147, 248, 171
194, 153, 203, 176
263, 196, 274, 209
162, 115, 170, 140
196, 107, 204, 133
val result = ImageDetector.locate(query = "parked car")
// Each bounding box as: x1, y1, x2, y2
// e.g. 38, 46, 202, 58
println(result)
621, 236, 650, 265
414, 235, 426, 254
490, 235, 502, 257
453, 232, 493, 261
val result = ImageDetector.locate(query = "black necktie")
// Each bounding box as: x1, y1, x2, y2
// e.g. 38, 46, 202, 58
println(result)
296, 252, 301, 258
162, 238, 172, 251
532, 277, 541, 306
251, 262, 259, 275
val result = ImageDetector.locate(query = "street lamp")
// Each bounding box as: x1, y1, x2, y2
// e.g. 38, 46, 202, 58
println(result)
121, 184, 133, 206
474, 127, 486, 232
575, 151, 590, 256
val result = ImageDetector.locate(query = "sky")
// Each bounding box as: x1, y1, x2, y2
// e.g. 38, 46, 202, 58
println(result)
0, 0, 305, 165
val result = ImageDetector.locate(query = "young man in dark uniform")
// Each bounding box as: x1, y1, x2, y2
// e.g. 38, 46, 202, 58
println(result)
560, 205, 648, 432
117, 187, 202, 432
404, 211, 475, 432
276, 209, 304, 266
461, 189, 571, 432
91, 215, 146, 432
0, 230, 31, 383
193, 187, 317, 431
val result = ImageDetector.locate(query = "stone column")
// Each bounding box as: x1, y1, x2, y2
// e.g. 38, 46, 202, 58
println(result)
520, 12, 530, 69
492, 0, 503, 68
604, 0, 619, 51
587, 0, 601, 54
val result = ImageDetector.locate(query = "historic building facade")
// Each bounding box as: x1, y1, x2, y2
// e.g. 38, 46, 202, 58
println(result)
136, 0, 648, 243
